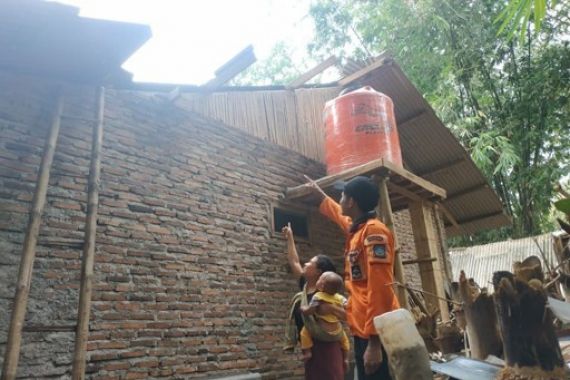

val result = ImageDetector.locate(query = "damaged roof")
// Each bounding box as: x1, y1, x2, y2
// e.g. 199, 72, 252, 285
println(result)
0, 0, 151, 84
0, 2, 509, 237
170, 57, 511, 237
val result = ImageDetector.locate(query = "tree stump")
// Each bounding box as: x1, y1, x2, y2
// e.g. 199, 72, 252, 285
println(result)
493, 271, 567, 380
513, 255, 544, 283
458, 271, 502, 360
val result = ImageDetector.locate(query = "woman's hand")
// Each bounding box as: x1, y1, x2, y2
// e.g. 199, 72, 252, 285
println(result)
300, 304, 317, 316
282, 222, 303, 278
282, 222, 294, 240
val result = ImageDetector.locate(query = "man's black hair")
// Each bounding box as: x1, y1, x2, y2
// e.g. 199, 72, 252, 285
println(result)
335, 176, 379, 212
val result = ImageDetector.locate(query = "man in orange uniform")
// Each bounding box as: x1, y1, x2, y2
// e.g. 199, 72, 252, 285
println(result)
306, 175, 399, 380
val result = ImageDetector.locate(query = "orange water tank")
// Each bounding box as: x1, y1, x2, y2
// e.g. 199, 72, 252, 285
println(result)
323, 86, 403, 175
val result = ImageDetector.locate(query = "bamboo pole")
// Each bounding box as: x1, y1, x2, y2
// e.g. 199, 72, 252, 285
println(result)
71, 87, 105, 380
376, 176, 409, 309
1, 92, 64, 380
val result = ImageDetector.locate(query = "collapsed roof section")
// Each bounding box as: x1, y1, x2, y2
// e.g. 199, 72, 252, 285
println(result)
0, 1, 509, 237
0, 0, 151, 84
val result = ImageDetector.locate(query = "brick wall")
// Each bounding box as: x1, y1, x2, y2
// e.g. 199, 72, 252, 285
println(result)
393, 209, 423, 291
0, 73, 428, 379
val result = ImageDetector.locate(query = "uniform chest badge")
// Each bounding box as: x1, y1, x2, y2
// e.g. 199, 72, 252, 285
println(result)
347, 249, 360, 263
347, 249, 365, 281
351, 264, 363, 280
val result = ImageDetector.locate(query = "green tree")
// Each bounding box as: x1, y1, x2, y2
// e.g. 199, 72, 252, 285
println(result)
231, 41, 305, 86
496, 0, 559, 40
309, 0, 570, 243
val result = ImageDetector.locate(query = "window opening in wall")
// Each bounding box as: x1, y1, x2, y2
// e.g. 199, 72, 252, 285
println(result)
273, 207, 309, 240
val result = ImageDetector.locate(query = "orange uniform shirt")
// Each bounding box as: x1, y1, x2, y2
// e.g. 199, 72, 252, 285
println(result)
319, 196, 400, 338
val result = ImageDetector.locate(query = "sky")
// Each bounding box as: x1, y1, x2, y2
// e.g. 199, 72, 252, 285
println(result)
52, 0, 315, 85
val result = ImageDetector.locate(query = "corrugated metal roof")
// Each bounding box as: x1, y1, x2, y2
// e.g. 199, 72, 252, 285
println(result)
449, 233, 560, 290
336, 59, 510, 236
155, 56, 511, 237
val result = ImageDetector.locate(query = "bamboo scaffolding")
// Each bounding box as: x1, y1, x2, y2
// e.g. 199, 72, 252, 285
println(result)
71, 87, 105, 380
1, 92, 64, 380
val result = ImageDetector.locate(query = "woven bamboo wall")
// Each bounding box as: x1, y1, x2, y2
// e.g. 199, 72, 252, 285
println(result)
175, 87, 340, 162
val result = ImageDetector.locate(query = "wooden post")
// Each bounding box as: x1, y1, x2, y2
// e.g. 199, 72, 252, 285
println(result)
376, 176, 409, 309
71, 87, 105, 380
432, 203, 453, 283
1, 92, 64, 380
409, 201, 450, 322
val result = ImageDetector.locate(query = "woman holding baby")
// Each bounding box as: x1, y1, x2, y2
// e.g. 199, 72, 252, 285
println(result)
283, 223, 347, 380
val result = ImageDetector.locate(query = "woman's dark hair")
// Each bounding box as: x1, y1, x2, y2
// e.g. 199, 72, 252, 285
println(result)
315, 254, 337, 274
298, 254, 338, 290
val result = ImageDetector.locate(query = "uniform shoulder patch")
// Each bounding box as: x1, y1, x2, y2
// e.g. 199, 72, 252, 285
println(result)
364, 234, 387, 246
365, 233, 391, 264
372, 244, 386, 258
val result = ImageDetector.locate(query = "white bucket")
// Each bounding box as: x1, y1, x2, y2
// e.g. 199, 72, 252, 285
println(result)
374, 308, 432, 380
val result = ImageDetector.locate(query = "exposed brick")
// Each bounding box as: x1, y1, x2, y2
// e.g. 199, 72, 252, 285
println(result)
0, 75, 436, 380
119, 351, 147, 359
102, 362, 130, 371
125, 371, 148, 379
128, 204, 154, 213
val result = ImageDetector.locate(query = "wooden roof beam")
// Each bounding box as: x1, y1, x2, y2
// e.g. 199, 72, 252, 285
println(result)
337, 52, 391, 87
446, 212, 511, 237
417, 157, 467, 178
446, 182, 489, 202
397, 110, 428, 129
445, 211, 508, 229
387, 181, 423, 203
203, 45, 256, 89
285, 158, 446, 201
436, 202, 463, 233
286, 56, 337, 89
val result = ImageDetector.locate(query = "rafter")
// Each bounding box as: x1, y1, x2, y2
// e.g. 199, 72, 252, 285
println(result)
417, 157, 467, 178
446, 183, 488, 202
286, 56, 337, 89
